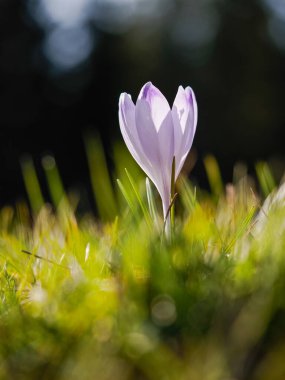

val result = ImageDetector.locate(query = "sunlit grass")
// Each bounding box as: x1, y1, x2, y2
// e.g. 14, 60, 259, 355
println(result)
0, 137, 285, 379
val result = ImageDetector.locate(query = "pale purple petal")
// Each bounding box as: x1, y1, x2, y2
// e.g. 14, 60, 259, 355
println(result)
138, 82, 174, 205
172, 86, 188, 177
173, 85, 190, 133
172, 86, 198, 179
185, 86, 198, 136
158, 112, 174, 172
135, 98, 160, 165
118, 82, 198, 226
135, 97, 173, 214
138, 82, 171, 132
177, 87, 197, 173
157, 111, 174, 214
172, 118, 183, 175
119, 93, 154, 180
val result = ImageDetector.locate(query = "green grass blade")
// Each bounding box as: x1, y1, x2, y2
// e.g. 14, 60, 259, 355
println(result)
20, 156, 44, 214
146, 177, 159, 228
256, 161, 276, 197
85, 135, 117, 221
224, 205, 256, 253
42, 155, 66, 209
125, 168, 151, 228
116, 179, 138, 221
204, 155, 223, 198
178, 176, 197, 212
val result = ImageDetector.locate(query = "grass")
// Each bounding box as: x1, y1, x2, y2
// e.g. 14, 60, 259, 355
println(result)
0, 137, 285, 379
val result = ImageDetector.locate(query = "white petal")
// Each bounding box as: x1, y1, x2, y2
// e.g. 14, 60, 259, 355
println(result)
157, 111, 174, 214
135, 97, 172, 208
120, 93, 167, 200
173, 86, 190, 133
158, 111, 174, 170
184, 86, 198, 137
138, 82, 171, 132
172, 86, 198, 179
119, 93, 153, 178
135, 98, 160, 165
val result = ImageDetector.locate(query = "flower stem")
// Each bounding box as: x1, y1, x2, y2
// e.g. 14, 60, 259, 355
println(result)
164, 157, 176, 239
170, 157, 176, 232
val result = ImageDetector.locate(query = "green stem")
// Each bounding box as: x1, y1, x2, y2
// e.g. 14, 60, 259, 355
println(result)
170, 157, 176, 232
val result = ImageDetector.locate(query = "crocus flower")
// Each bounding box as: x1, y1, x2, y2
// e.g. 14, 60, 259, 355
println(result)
119, 82, 198, 228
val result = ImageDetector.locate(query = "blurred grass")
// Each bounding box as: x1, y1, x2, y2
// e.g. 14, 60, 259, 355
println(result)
0, 138, 285, 379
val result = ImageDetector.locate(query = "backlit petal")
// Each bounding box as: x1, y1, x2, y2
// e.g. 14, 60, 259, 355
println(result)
135, 98, 160, 167
172, 86, 198, 179
138, 82, 171, 132
119, 93, 154, 179
118, 82, 198, 227
135, 97, 172, 212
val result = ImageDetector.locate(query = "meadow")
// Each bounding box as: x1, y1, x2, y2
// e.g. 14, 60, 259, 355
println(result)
0, 137, 284, 380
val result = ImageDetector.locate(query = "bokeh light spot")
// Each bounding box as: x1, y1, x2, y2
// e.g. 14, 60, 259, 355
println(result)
28, 0, 93, 28
43, 26, 94, 70
261, 0, 285, 20
151, 295, 177, 327
268, 16, 285, 51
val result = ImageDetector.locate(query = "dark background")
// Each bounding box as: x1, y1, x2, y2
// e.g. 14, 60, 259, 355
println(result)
0, 0, 285, 205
